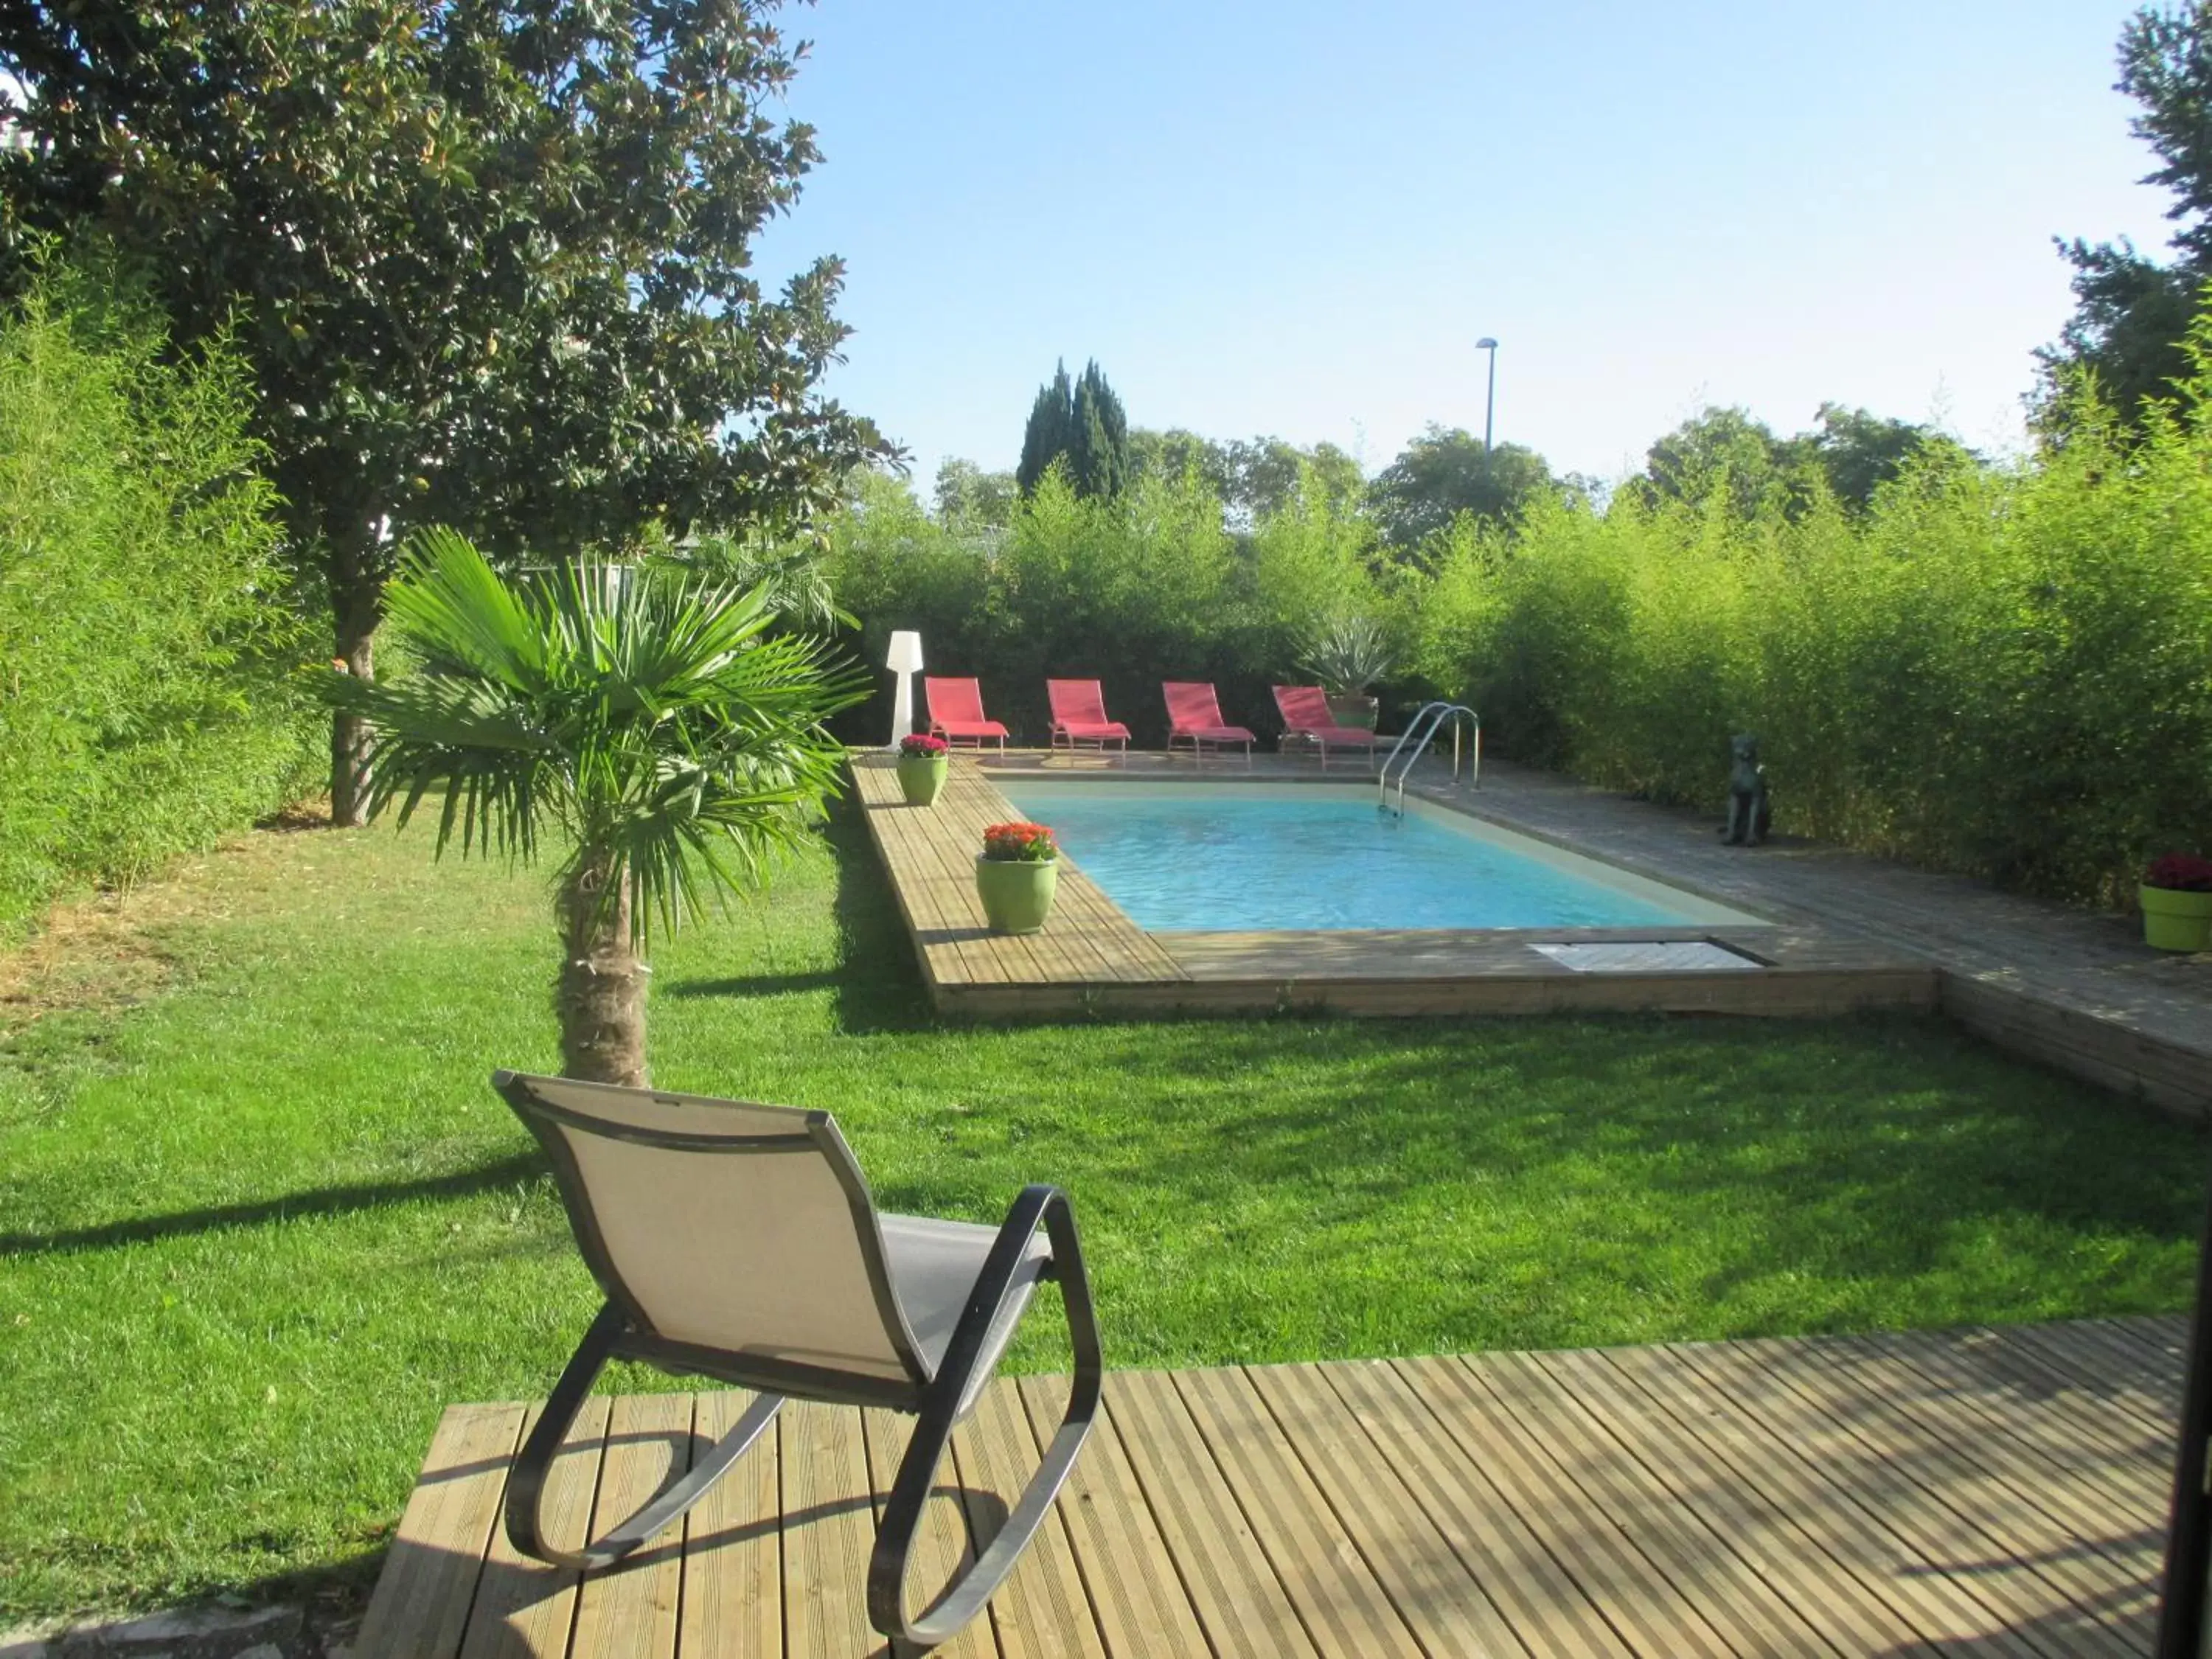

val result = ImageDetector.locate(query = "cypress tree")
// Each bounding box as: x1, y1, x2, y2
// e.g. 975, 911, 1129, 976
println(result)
1015, 357, 1130, 499
1015, 361, 1075, 495
1068, 359, 1130, 499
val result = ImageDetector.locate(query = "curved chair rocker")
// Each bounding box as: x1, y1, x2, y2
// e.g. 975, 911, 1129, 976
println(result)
493, 1070, 1102, 1655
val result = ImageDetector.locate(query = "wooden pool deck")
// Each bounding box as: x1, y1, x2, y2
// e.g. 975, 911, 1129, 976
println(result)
852, 749, 2212, 1114
358, 1314, 2185, 1658
851, 754, 1933, 1023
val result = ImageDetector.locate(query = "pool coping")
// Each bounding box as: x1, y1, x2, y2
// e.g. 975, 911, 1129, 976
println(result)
851, 751, 1936, 1021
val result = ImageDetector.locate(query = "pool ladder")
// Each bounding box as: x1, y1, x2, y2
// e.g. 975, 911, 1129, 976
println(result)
1379, 702, 1480, 816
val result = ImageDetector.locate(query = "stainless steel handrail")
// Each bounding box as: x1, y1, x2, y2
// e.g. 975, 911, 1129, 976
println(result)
1378, 700, 1480, 815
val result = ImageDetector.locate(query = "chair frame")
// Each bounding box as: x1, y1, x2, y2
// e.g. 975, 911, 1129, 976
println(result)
1163, 681, 1255, 768
494, 1071, 1102, 1655
1273, 685, 1380, 773
1046, 678, 1130, 763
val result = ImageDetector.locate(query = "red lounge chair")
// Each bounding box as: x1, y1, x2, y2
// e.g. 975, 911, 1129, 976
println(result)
1047, 679, 1131, 761
1273, 685, 1380, 771
1163, 681, 1256, 765
923, 677, 1009, 756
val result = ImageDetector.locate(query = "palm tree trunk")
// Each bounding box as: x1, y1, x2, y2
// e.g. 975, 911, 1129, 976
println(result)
555, 850, 648, 1086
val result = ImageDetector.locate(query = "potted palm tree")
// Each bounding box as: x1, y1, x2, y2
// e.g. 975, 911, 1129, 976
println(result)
327, 527, 863, 1085
1297, 616, 1398, 730
975, 821, 1058, 933
2142, 854, 2212, 952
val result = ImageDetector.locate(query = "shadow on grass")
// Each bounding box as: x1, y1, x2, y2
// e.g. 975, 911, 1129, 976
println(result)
825, 796, 934, 1037
0, 1152, 544, 1259
663, 967, 845, 999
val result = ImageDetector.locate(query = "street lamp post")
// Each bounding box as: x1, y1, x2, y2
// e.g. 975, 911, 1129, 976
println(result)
1477, 337, 1499, 454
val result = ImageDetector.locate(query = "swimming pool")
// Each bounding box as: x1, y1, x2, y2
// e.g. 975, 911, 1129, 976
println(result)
995, 783, 1764, 932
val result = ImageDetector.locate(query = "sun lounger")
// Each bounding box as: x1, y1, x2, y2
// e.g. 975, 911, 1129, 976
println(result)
923, 677, 1009, 755
1163, 681, 1255, 765
1047, 679, 1131, 760
493, 1070, 1101, 1653
1273, 684, 1380, 771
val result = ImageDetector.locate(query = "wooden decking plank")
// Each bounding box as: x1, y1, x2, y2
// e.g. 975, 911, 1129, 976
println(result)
1105, 1368, 1321, 1658
1594, 1342, 2058, 1658
1880, 1326, 2178, 1468
568, 1392, 691, 1659
1472, 1346, 1854, 1658
1992, 1322, 2181, 1439
2100, 1315, 2187, 1382
1861, 1328, 2173, 1506
676, 1390, 782, 1659
1780, 1335, 2161, 1635
383, 1318, 2185, 1659
1665, 1338, 2128, 1658
859, 1408, 998, 1659
1402, 1354, 1737, 1658
1318, 1357, 1632, 1658
1242, 1362, 1533, 1658
357, 1402, 526, 1659
951, 1380, 1108, 1659
1526, 1346, 1936, 1658
1014, 1374, 1212, 1658
782, 1400, 888, 1659
457, 1397, 611, 1659
1169, 1364, 1425, 1659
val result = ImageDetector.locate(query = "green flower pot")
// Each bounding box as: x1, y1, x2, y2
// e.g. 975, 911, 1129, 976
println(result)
897, 752, 948, 807
2140, 883, 2212, 951
975, 855, 1058, 934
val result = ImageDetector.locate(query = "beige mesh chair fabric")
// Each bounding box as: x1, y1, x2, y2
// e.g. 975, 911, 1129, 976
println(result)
491, 1069, 1102, 1654
509, 1074, 919, 1383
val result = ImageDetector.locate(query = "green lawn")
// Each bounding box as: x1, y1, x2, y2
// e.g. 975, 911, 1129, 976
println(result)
1, 802, 2203, 1620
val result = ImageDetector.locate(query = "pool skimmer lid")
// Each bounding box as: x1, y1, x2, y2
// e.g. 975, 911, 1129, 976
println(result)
1530, 940, 1763, 974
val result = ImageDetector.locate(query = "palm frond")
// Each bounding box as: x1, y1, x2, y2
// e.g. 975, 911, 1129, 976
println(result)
329, 526, 865, 947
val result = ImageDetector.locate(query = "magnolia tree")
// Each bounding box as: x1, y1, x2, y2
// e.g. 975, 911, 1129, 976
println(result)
0, 0, 889, 823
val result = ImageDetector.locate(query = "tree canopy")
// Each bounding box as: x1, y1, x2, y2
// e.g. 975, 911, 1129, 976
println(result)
1369, 425, 1556, 547
0, 0, 888, 818
1635, 403, 1963, 518
2038, 2, 2212, 425
1127, 430, 1364, 528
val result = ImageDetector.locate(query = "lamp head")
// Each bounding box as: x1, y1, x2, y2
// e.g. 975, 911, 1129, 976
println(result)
1476, 337, 1498, 350
885, 630, 925, 673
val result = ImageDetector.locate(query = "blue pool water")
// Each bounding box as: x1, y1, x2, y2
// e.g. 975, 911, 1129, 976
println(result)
997, 785, 1711, 931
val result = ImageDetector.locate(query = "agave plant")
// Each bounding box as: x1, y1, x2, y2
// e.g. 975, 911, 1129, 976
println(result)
1296, 614, 1399, 696
327, 527, 865, 1085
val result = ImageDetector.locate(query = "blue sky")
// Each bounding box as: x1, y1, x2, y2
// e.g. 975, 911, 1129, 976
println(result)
751, 1, 2176, 490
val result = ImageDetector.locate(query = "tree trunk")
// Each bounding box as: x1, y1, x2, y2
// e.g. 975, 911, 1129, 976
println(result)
555, 851, 649, 1087
329, 533, 384, 827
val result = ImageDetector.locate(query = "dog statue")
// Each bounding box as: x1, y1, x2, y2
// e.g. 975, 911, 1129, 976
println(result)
1720, 734, 1771, 847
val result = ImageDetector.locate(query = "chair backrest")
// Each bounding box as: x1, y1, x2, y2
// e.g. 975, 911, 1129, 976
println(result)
1274, 684, 1334, 731
925, 677, 987, 725
494, 1071, 926, 1388
1163, 681, 1226, 731
1048, 679, 1110, 726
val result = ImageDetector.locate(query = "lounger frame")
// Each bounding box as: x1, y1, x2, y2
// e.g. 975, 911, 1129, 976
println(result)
495, 1071, 1102, 1655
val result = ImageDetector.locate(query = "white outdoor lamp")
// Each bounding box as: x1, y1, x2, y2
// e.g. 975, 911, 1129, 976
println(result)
885, 630, 925, 748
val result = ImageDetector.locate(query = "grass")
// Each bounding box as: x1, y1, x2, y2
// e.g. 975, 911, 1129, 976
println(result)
0, 801, 2204, 1621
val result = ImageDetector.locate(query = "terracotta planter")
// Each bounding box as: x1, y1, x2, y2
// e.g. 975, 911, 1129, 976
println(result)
1325, 692, 1380, 731
896, 753, 948, 807
975, 855, 1058, 933
2140, 883, 2212, 952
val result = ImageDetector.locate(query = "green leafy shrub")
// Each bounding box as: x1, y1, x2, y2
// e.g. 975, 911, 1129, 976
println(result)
0, 257, 319, 930
827, 459, 1395, 745
1412, 350, 2212, 905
